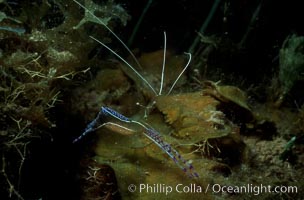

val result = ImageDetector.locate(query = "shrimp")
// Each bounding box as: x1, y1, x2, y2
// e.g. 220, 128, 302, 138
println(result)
72, 0, 198, 178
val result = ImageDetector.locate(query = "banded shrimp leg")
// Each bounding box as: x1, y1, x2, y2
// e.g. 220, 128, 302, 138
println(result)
73, 106, 199, 178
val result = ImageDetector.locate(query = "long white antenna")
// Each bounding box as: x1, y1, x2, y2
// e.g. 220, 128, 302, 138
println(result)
90, 36, 157, 95
159, 32, 167, 95
72, 0, 142, 70
72, 0, 157, 95
167, 52, 192, 95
